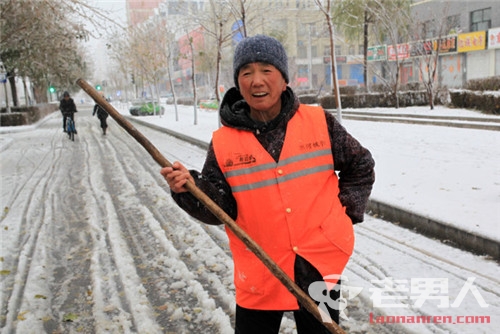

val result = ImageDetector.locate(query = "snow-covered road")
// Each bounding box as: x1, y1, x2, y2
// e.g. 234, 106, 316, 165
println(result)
1, 107, 498, 334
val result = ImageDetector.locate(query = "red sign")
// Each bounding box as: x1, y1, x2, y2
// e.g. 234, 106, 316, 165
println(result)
387, 43, 410, 61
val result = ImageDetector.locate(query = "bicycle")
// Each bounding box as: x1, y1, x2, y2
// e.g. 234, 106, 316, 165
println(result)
66, 117, 77, 141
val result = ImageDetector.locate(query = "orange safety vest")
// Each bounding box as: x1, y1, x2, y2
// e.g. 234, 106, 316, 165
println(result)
212, 105, 354, 310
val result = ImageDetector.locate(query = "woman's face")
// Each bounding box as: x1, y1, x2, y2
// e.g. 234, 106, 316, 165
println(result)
237, 62, 287, 120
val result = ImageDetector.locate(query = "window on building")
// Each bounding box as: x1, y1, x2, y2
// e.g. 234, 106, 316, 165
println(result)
309, 24, 317, 37
335, 45, 342, 56
298, 24, 307, 37
348, 45, 356, 55
298, 65, 308, 77
359, 44, 364, 55
311, 46, 317, 58
470, 7, 491, 31
297, 41, 307, 58
446, 14, 461, 34
168, 2, 181, 15
423, 20, 436, 39
323, 46, 330, 56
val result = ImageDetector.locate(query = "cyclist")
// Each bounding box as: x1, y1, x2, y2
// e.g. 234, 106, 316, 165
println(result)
59, 91, 77, 133
92, 95, 109, 135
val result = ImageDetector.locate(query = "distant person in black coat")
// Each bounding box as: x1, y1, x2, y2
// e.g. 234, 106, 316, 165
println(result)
59, 91, 77, 132
93, 96, 109, 135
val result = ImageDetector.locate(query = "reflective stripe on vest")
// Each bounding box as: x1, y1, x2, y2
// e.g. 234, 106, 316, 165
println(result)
213, 104, 354, 310
225, 148, 333, 193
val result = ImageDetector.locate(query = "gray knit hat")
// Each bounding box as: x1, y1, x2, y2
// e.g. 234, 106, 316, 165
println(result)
233, 34, 289, 89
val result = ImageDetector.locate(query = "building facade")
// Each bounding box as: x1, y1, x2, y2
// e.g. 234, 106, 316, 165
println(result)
388, 0, 500, 88
126, 0, 500, 96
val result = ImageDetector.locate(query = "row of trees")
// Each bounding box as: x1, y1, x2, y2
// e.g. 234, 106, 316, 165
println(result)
0, 0, 119, 106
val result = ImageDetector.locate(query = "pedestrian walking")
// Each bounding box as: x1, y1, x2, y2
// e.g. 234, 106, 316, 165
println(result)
160, 34, 375, 334
93, 96, 109, 135
59, 91, 77, 133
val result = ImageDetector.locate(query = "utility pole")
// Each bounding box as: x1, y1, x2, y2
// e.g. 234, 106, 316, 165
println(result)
307, 24, 313, 90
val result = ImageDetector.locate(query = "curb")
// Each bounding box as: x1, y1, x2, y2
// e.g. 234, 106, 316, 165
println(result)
367, 199, 499, 260
341, 114, 500, 131
124, 115, 209, 150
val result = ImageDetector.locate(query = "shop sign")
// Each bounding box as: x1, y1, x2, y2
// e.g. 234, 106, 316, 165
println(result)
410, 40, 433, 57
367, 45, 386, 61
387, 43, 410, 61
336, 56, 347, 64
457, 31, 486, 52
432, 35, 457, 54
488, 27, 500, 49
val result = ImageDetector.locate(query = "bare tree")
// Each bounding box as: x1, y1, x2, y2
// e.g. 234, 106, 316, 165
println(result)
106, 34, 133, 103
314, 0, 342, 121
164, 29, 181, 121
179, 29, 202, 125
332, 0, 379, 92
368, 0, 412, 109
198, 0, 234, 104
0, 0, 115, 104
124, 16, 171, 117
410, 3, 454, 110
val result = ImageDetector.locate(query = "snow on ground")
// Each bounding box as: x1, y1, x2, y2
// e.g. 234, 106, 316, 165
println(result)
0, 102, 499, 334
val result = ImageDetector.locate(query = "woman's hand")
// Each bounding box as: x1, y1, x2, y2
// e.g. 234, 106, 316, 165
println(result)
160, 161, 194, 193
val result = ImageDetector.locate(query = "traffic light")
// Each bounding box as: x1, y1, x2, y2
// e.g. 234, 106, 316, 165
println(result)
96, 84, 102, 91
49, 86, 55, 93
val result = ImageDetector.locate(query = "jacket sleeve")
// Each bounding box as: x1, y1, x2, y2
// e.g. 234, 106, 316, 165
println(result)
325, 112, 375, 224
71, 99, 77, 112
171, 141, 237, 225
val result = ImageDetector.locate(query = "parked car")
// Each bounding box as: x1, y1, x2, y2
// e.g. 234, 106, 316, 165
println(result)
129, 99, 165, 116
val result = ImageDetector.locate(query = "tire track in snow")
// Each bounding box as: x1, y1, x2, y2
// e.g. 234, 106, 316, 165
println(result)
343, 216, 499, 334
7, 116, 116, 333
356, 223, 500, 292
110, 123, 235, 283
72, 123, 155, 333
18, 155, 93, 332
0, 122, 61, 224
93, 126, 234, 333
0, 120, 69, 332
